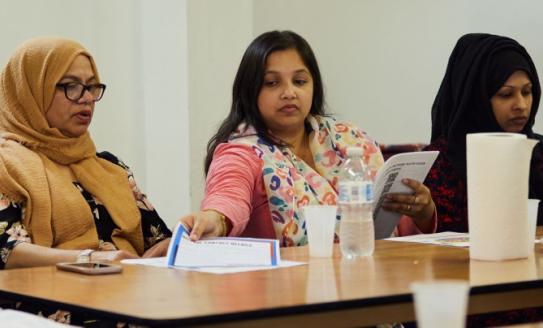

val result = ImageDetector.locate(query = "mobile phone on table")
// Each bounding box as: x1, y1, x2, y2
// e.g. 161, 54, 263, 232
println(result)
56, 262, 122, 275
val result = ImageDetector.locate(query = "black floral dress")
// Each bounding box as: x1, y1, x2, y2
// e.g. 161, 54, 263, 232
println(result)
423, 138, 469, 233
0, 152, 172, 326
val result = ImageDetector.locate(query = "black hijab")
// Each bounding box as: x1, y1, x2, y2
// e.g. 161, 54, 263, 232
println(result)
431, 33, 543, 200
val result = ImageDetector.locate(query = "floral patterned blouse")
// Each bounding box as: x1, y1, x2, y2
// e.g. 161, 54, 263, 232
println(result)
0, 151, 171, 269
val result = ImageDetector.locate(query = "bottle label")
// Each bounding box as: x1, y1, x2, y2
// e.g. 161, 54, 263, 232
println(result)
338, 181, 373, 204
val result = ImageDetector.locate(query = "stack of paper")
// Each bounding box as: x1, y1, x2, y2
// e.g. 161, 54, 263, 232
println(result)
386, 232, 470, 247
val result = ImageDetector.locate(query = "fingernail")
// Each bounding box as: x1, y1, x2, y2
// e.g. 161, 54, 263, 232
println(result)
402, 179, 409, 183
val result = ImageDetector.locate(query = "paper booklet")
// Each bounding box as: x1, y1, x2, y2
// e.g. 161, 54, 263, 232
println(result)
165, 223, 281, 268
373, 151, 439, 239
386, 231, 470, 248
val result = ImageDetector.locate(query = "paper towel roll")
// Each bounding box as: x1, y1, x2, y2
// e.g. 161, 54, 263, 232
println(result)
467, 133, 537, 261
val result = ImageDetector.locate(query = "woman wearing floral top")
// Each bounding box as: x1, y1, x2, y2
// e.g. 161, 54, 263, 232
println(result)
0, 37, 171, 270
180, 31, 437, 245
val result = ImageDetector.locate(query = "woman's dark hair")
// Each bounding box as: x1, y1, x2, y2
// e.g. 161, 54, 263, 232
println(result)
204, 30, 326, 174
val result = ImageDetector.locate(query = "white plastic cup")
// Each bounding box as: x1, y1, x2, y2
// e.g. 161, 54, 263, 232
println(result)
528, 199, 539, 246
302, 205, 337, 257
410, 280, 470, 328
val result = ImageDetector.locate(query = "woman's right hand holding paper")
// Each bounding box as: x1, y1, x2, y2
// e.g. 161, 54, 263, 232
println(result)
179, 210, 225, 241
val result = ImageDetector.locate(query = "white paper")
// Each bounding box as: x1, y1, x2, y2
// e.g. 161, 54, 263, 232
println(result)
467, 133, 537, 260
386, 231, 470, 247
0, 309, 72, 327
386, 231, 540, 248
373, 151, 439, 239
122, 257, 305, 274
165, 223, 281, 267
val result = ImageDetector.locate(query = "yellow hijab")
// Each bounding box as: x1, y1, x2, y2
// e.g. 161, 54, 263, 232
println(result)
0, 37, 144, 255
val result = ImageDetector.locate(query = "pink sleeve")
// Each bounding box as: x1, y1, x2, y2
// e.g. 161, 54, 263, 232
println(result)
395, 209, 437, 236
200, 143, 263, 236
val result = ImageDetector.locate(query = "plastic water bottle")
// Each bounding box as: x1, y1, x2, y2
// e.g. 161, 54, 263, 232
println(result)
338, 146, 375, 258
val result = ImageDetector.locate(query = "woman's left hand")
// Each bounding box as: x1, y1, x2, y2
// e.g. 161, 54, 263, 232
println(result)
142, 238, 171, 258
381, 178, 435, 229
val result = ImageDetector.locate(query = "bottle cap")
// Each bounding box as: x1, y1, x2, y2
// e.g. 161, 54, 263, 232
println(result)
346, 146, 363, 157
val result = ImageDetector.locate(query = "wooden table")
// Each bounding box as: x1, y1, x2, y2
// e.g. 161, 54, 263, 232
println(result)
0, 238, 542, 327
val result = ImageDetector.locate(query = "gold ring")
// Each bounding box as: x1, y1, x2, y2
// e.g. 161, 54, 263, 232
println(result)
407, 204, 411, 211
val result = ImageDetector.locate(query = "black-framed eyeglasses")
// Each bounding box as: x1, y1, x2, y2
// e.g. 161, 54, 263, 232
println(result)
56, 82, 107, 102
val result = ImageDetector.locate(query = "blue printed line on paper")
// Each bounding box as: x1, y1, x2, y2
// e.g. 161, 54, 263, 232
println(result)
167, 224, 186, 266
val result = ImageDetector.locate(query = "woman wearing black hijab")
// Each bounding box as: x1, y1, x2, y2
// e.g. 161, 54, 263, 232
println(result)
421, 33, 543, 328
424, 33, 543, 233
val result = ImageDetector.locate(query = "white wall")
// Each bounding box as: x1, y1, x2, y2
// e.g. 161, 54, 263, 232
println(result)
140, 1, 190, 226
2, 0, 543, 220
186, 0, 543, 207
187, 0, 254, 211
253, 0, 543, 144
0, 0, 145, 181
0, 0, 189, 228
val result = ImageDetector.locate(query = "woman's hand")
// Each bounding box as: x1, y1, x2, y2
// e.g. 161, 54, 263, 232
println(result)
381, 178, 435, 230
142, 238, 171, 258
91, 250, 139, 262
179, 210, 225, 241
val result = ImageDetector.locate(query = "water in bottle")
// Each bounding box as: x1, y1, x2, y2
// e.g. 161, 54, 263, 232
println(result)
338, 146, 375, 258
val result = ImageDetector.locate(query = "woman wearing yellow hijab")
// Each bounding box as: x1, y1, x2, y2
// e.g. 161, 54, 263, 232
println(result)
0, 37, 171, 270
